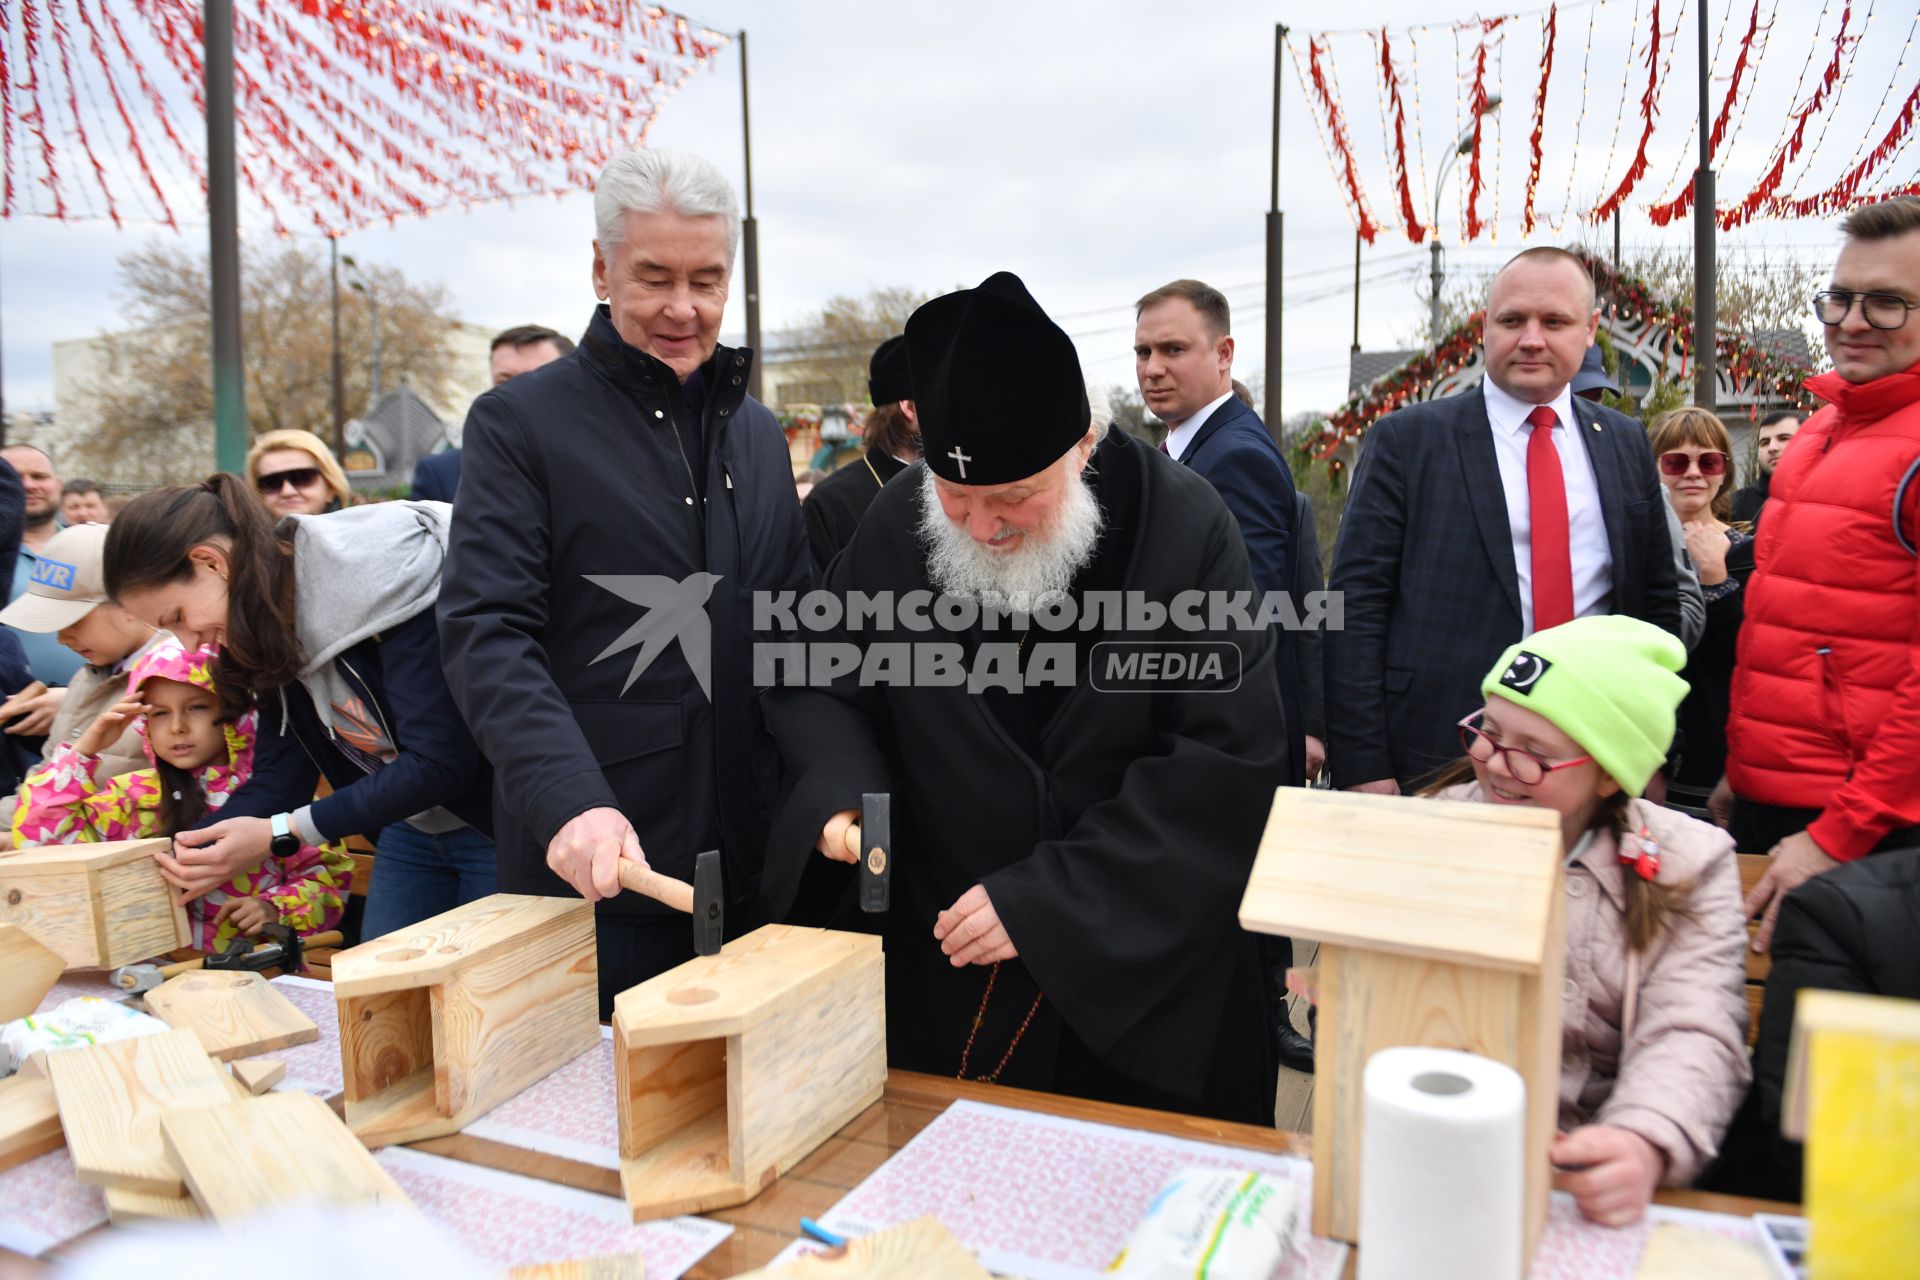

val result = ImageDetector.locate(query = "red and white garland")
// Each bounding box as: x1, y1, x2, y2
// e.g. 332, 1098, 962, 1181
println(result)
0, 0, 730, 235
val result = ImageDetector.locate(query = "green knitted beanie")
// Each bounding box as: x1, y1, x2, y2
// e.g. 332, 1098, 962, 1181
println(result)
1479, 616, 1690, 797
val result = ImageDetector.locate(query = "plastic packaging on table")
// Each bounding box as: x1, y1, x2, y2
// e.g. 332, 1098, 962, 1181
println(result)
0, 997, 171, 1076
1107, 1166, 1301, 1278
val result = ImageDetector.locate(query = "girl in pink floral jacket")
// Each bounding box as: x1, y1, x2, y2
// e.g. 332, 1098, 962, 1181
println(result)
11, 642, 352, 951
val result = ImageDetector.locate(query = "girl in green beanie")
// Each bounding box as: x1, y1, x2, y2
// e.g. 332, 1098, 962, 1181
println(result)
1421, 615, 1750, 1227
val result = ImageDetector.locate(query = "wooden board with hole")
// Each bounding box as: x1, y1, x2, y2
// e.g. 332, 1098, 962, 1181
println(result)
161, 1090, 413, 1220
0, 922, 63, 1021
144, 969, 319, 1061
0, 838, 188, 969
45, 1026, 233, 1194
331, 893, 600, 1147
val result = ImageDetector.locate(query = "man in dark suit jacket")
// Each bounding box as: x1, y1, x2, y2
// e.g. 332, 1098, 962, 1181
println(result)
1327, 247, 1682, 794
1136, 279, 1313, 1073
412, 324, 575, 502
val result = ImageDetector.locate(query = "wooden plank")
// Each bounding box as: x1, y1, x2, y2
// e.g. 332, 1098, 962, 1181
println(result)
161, 1091, 413, 1220
338, 985, 434, 1103
46, 1026, 233, 1194
509, 1252, 647, 1280
1784, 989, 1920, 1141
231, 1058, 287, 1095
733, 1217, 992, 1279
332, 894, 594, 997
0, 922, 63, 1020
104, 1186, 204, 1224
1240, 789, 1562, 973
731, 946, 885, 1182
0, 1072, 62, 1172
617, 1104, 751, 1218
615, 927, 883, 1046
145, 971, 319, 1061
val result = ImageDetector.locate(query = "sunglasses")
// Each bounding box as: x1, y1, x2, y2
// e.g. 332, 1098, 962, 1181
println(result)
1457, 713, 1593, 786
255, 467, 323, 494
1658, 451, 1728, 478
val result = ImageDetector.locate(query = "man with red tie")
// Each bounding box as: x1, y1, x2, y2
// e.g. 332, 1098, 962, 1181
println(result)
1326, 247, 1683, 792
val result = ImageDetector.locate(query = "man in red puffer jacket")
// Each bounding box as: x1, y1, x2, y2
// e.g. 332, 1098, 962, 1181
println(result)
1721, 195, 1920, 951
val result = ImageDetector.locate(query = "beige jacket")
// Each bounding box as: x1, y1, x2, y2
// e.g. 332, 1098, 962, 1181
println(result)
0, 634, 171, 831
1440, 784, 1752, 1184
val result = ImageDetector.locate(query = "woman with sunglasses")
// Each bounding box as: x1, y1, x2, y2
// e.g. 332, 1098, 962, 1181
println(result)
1419, 616, 1749, 1227
244, 430, 353, 517
1647, 408, 1755, 812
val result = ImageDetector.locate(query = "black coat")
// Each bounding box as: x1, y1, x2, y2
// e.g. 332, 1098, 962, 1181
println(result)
1326, 384, 1682, 788
762, 427, 1283, 1124
1671, 530, 1757, 796
411, 450, 461, 503
1729, 473, 1769, 525
1292, 489, 1326, 741
804, 446, 906, 579
1704, 847, 1920, 1202
1176, 397, 1305, 781
438, 307, 811, 925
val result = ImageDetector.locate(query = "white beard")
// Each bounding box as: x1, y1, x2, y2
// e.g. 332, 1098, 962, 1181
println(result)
916, 461, 1104, 610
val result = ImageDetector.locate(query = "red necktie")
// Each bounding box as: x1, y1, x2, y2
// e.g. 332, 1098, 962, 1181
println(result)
1526, 405, 1575, 632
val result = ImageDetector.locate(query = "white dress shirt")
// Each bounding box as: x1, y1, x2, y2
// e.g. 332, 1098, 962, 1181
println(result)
1162, 390, 1236, 462
1481, 378, 1614, 634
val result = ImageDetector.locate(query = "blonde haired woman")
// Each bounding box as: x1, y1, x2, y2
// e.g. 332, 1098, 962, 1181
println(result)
244, 429, 353, 517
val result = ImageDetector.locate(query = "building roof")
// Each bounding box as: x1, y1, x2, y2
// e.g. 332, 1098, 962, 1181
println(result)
1348, 349, 1419, 397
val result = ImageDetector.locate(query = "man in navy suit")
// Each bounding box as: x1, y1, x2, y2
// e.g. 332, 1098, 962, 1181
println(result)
412, 325, 574, 502
1136, 278, 1313, 1073
1327, 247, 1682, 795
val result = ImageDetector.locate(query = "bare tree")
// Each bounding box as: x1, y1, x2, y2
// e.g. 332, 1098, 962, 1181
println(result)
773, 286, 932, 407
73, 240, 457, 483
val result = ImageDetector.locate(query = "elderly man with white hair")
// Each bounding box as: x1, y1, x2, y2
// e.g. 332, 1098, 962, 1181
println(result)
439, 149, 809, 1008
761, 272, 1286, 1123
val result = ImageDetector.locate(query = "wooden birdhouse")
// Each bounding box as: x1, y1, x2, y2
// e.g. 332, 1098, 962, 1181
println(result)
611, 924, 885, 1221
1783, 990, 1920, 1277
331, 893, 600, 1147
1238, 788, 1565, 1262
0, 839, 189, 969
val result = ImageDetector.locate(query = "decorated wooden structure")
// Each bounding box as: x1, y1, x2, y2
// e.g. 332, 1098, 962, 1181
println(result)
0, 839, 189, 969
331, 894, 600, 1147
1238, 788, 1565, 1262
612, 924, 885, 1220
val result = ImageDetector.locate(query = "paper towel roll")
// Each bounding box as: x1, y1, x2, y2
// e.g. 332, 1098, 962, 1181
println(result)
1358, 1046, 1526, 1280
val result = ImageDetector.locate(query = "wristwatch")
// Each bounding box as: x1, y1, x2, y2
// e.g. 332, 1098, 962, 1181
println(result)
269, 813, 301, 859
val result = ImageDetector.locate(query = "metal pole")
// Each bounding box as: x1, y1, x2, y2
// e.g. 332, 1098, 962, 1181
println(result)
330, 238, 345, 453
369, 300, 383, 406
1612, 211, 1622, 277
1429, 240, 1445, 344
1264, 24, 1285, 438
1351, 233, 1362, 354
1692, 0, 1717, 410
205, 0, 247, 473
738, 30, 762, 402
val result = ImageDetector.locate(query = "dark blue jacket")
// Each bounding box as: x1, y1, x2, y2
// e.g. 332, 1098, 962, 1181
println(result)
411, 450, 461, 503
1176, 396, 1304, 780
205, 606, 493, 841
438, 307, 811, 916
1326, 383, 1682, 788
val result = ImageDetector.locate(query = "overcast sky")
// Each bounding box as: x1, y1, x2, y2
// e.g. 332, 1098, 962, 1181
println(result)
2, 0, 1905, 422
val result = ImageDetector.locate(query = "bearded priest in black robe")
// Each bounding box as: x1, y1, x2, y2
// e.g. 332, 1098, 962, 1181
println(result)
760, 271, 1284, 1124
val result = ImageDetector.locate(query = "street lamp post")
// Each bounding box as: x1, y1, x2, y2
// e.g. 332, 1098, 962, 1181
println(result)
342, 256, 382, 409
1428, 95, 1502, 344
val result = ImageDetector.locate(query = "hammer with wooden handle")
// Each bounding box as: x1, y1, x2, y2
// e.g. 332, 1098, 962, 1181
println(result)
617, 849, 723, 955
839, 792, 891, 913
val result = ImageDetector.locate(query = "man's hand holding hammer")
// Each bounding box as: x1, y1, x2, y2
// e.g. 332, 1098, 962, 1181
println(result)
548, 806, 651, 902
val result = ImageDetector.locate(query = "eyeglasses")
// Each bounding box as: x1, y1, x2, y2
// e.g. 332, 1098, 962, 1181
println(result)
255, 467, 323, 494
1658, 451, 1729, 478
1812, 289, 1920, 331
1457, 712, 1593, 785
